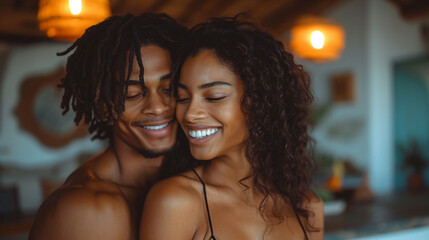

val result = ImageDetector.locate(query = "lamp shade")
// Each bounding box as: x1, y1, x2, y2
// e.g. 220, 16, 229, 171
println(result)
38, 0, 111, 41
290, 16, 345, 62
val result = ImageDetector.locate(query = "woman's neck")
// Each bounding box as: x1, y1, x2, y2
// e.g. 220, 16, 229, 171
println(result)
201, 146, 259, 195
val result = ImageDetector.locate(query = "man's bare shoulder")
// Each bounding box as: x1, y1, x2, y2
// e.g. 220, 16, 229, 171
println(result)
30, 164, 132, 240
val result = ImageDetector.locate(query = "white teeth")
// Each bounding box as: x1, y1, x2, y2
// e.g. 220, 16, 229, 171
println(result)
144, 122, 168, 130
189, 128, 219, 139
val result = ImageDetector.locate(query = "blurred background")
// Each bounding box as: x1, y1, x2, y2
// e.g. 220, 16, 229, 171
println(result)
0, 0, 428, 239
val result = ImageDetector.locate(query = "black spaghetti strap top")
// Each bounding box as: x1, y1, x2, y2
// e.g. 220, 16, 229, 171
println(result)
294, 207, 309, 240
192, 169, 216, 240
192, 169, 309, 240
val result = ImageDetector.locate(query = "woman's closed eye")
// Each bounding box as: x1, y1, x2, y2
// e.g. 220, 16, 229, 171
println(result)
176, 96, 190, 103
206, 96, 226, 102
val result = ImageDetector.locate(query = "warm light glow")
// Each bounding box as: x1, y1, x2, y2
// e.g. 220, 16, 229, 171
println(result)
290, 16, 345, 62
311, 31, 324, 49
38, 0, 111, 41
69, 0, 82, 15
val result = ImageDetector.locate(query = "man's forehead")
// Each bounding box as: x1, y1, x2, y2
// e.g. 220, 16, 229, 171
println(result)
127, 73, 172, 84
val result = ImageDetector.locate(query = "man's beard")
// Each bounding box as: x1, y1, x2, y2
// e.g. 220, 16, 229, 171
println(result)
137, 145, 175, 159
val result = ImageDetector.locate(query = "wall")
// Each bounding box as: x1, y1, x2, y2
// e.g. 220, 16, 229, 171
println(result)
300, 0, 369, 171
366, 0, 424, 194
0, 42, 105, 212
298, 0, 425, 194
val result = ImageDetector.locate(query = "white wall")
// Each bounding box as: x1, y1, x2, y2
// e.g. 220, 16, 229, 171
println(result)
298, 0, 370, 170
298, 0, 425, 194
0, 42, 105, 212
366, 0, 424, 194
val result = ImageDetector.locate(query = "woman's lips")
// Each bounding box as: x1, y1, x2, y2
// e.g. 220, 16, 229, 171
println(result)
186, 127, 220, 145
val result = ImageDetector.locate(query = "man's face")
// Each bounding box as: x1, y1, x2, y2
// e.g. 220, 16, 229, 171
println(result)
113, 45, 178, 157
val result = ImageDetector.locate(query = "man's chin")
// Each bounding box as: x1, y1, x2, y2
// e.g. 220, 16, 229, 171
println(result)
137, 145, 175, 159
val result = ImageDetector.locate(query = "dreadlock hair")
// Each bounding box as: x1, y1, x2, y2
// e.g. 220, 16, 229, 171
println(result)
173, 16, 317, 232
58, 13, 187, 141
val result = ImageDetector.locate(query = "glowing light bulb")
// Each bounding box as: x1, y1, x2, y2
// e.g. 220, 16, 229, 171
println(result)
69, 0, 82, 15
311, 31, 324, 49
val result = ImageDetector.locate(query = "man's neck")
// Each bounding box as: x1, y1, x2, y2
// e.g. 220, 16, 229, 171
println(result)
107, 136, 164, 190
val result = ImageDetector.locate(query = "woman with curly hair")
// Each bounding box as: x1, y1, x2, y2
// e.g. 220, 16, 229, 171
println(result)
140, 16, 323, 240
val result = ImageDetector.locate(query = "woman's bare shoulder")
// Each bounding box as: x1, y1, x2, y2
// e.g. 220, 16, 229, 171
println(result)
304, 191, 324, 215
139, 169, 204, 239
304, 191, 324, 240
147, 169, 203, 206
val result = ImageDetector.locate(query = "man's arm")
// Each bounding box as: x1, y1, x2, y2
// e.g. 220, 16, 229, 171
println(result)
29, 186, 132, 240
139, 177, 200, 240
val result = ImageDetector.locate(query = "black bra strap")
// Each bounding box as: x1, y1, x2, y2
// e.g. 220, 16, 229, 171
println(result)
192, 169, 216, 240
293, 207, 309, 240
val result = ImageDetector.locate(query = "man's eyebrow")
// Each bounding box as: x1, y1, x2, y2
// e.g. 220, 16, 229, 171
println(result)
198, 81, 231, 90
160, 73, 172, 81
127, 80, 141, 85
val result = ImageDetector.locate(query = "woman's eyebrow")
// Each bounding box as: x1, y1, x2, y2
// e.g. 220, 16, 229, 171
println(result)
177, 82, 188, 89
198, 81, 231, 90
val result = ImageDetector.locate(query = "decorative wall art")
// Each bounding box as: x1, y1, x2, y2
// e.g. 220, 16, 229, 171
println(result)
14, 67, 87, 148
331, 72, 354, 103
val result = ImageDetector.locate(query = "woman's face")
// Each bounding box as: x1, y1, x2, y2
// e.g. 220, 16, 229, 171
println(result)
176, 49, 248, 160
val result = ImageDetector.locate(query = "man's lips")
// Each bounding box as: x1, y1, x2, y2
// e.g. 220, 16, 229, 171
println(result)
132, 117, 174, 127
133, 120, 176, 137
142, 122, 169, 130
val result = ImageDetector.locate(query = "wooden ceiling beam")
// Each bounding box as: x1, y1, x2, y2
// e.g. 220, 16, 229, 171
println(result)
176, 0, 237, 26
389, 0, 429, 20
110, 0, 164, 15
261, 0, 343, 34
174, 0, 208, 25
0, 9, 47, 41
146, 0, 172, 14
247, 0, 292, 20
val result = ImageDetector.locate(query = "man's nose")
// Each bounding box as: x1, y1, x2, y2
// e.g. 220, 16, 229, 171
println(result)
142, 92, 170, 115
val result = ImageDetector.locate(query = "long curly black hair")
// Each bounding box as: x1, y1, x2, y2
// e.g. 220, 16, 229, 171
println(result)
58, 13, 188, 141
173, 16, 317, 231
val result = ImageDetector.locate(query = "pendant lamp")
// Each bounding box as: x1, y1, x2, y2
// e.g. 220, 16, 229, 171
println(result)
38, 0, 111, 41
290, 16, 345, 62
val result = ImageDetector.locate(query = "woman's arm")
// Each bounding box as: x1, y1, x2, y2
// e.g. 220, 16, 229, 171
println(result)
139, 178, 200, 240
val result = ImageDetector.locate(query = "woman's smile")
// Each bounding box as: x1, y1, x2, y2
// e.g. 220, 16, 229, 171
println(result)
176, 49, 248, 160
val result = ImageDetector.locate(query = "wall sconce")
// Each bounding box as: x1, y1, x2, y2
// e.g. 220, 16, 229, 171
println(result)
290, 16, 345, 62
38, 0, 111, 41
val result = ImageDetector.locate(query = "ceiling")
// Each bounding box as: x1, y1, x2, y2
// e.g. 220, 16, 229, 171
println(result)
0, 0, 428, 43
0, 0, 344, 43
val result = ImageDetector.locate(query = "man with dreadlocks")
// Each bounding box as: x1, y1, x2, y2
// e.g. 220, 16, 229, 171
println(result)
29, 13, 191, 240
